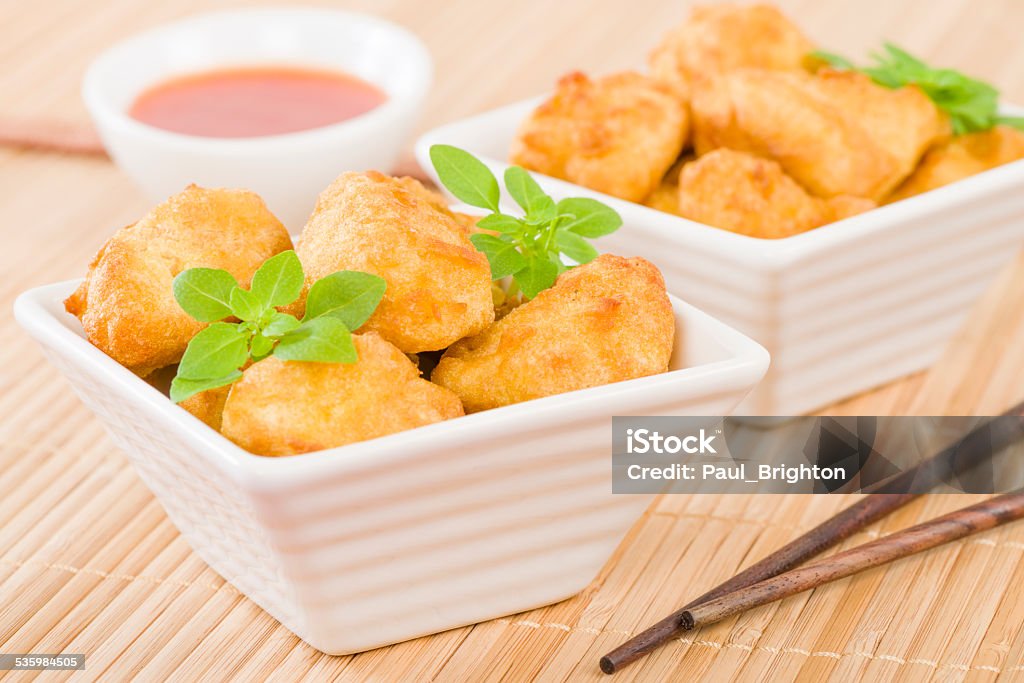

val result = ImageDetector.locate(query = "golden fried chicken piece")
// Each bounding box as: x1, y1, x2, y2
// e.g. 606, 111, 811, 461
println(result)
677, 149, 875, 238
394, 174, 451, 213
432, 255, 674, 412
64, 185, 292, 376
888, 126, 1024, 202
180, 384, 230, 431
642, 157, 688, 215
293, 172, 494, 353
510, 71, 688, 203
649, 3, 815, 98
221, 333, 464, 456
691, 69, 948, 200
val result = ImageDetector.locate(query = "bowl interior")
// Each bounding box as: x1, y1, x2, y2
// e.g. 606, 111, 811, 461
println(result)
85, 8, 432, 115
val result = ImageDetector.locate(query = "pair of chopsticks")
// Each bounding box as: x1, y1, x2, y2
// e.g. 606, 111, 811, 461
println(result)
600, 403, 1024, 674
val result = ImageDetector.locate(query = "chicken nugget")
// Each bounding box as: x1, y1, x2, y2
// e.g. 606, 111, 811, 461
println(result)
221, 333, 464, 456
649, 3, 815, 98
64, 185, 292, 376
180, 384, 231, 431
677, 149, 875, 238
691, 69, 948, 200
432, 255, 674, 412
510, 71, 687, 203
642, 157, 688, 215
292, 172, 494, 353
888, 126, 1024, 202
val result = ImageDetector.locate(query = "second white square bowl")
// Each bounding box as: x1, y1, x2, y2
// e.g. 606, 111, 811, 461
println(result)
416, 99, 1024, 414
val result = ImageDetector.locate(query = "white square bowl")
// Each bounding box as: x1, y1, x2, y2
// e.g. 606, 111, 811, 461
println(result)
415, 99, 1024, 414
15, 280, 768, 655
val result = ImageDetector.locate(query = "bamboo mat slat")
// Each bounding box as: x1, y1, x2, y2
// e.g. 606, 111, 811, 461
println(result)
3, 0, 1024, 681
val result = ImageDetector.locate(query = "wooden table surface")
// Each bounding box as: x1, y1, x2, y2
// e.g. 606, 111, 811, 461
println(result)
2, 0, 1024, 681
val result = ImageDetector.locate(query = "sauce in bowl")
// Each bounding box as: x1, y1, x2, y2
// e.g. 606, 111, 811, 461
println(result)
129, 66, 387, 138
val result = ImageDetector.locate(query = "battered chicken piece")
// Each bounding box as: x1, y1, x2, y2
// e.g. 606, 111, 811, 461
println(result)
677, 149, 876, 238
432, 255, 674, 412
642, 157, 688, 215
649, 3, 815, 98
888, 126, 1024, 202
293, 172, 494, 353
691, 69, 948, 200
510, 71, 688, 203
220, 333, 464, 456
64, 185, 292, 376
180, 384, 231, 431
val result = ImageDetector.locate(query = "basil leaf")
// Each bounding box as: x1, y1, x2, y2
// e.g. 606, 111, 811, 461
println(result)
263, 311, 301, 337
249, 333, 275, 360
813, 43, 1008, 136
249, 250, 304, 308
177, 322, 249, 380
549, 251, 569, 275
303, 271, 387, 330
476, 213, 523, 234
556, 198, 622, 237
555, 231, 599, 265
429, 144, 501, 211
273, 317, 357, 364
173, 268, 239, 322
515, 257, 559, 300
470, 233, 527, 280
170, 370, 243, 404
810, 49, 856, 70
229, 286, 265, 322
997, 115, 1024, 131
504, 166, 555, 216
523, 203, 558, 226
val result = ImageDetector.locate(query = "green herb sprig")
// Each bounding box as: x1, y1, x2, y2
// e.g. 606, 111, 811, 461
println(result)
812, 43, 1024, 135
429, 144, 622, 299
170, 250, 385, 403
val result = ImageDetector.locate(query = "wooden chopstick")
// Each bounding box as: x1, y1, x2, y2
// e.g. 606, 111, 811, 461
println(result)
681, 490, 1024, 628
0, 117, 107, 156
600, 404, 1024, 674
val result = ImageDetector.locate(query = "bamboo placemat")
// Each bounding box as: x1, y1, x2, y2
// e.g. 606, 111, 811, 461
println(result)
4, 0, 1024, 680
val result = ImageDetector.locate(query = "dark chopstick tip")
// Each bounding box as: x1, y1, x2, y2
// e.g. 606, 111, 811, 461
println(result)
599, 656, 616, 675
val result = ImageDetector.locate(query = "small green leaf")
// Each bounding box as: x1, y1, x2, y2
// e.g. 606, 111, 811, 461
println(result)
170, 371, 242, 404
249, 250, 304, 308
177, 322, 250, 380
173, 268, 239, 322
549, 251, 569, 275
555, 231, 599, 265
556, 198, 622, 237
523, 201, 558, 225
476, 213, 523, 234
230, 287, 264, 322
996, 116, 1024, 131
808, 43, 1008, 135
810, 49, 856, 70
504, 166, 555, 216
274, 317, 357, 363
263, 311, 301, 337
515, 257, 559, 300
429, 144, 501, 211
470, 233, 527, 279
250, 333, 275, 360
303, 271, 387, 330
